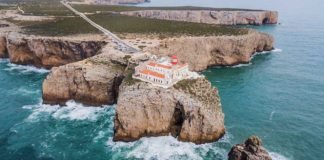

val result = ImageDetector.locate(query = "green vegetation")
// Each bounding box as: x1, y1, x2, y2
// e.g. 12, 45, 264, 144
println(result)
17, 0, 72, 16
174, 79, 199, 95
14, 11, 247, 36
0, 5, 16, 10
72, 4, 264, 13
89, 13, 247, 36
123, 69, 141, 86
19, 17, 100, 36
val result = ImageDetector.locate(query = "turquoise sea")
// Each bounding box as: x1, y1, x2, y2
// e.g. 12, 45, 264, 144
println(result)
0, 0, 324, 159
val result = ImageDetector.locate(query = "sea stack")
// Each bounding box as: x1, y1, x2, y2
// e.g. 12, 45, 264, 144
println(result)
228, 136, 272, 160
114, 77, 225, 144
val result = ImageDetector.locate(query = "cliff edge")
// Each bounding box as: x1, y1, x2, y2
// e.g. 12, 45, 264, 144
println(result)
0, 33, 106, 69
114, 77, 225, 144
121, 10, 278, 25
143, 30, 274, 71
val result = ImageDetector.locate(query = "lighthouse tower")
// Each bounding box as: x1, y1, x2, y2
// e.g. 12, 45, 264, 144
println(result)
171, 55, 178, 65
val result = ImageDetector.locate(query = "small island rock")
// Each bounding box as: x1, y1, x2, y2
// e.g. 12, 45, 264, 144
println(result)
114, 77, 225, 144
228, 136, 272, 160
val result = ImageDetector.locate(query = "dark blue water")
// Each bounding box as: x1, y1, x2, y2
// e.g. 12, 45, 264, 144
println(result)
0, 0, 324, 159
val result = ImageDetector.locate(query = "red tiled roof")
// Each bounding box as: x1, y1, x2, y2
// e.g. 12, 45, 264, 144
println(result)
140, 69, 165, 79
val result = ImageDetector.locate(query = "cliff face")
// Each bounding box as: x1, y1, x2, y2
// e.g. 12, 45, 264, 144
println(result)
0, 35, 7, 58
114, 78, 225, 144
228, 136, 272, 160
144, 31, 274, 71
1, 34, 106, 69
42, 54, 126, 106
121, 10, 278, 25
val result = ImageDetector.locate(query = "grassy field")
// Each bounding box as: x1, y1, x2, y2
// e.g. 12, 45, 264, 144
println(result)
14, 0, 72, 16
0, 5, 16, 10
12, 12, 247, 36
9, 17, 99, 36
89, 13, 248, 36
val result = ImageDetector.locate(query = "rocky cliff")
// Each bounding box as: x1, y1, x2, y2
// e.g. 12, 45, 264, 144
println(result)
228, 136, 272, 160
121, 10, 278, 25
0, 33, 106, 68
114, 78, 225, 144
0, 35, 7, 58
143, 30, 274, 71
42, 49, 151, 105
42, 54, 126, 105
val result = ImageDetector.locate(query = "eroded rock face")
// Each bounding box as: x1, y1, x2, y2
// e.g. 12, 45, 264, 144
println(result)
5, 34, 106, 68
121, 10, 278, 25
114, 78, 225, 144
145, 31, 274, 71
0, 35, 7, 58
228, 136, 272, 160
42, 54, 126, 106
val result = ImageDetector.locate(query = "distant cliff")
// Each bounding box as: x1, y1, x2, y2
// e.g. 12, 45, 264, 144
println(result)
114, 77, 225, 144
0, 33, 106, 69
144, 30, 274, 71
121, 10, 278, 25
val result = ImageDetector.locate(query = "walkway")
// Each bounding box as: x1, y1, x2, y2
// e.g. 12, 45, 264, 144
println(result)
61, 0, 139, 53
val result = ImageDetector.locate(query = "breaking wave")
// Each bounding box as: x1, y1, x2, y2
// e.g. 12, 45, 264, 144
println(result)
3, 63, 49, 73
270, 152, 291, 160
229, 63, 252, 68
23, 100, 114, 123
106, 133, 233, 160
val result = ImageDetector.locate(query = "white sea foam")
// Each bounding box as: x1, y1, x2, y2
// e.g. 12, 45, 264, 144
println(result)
4, 63, 49, 73
17, 87, 40, 95
270, 111, 276, 121
230, 63, 252, 68
106, 133, 232, 160
23, 100, 113, 122
270, 152, 291, 160
0, 58, 9, 63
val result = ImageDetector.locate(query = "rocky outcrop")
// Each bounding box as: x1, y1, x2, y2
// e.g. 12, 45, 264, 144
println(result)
228, 136, 272, 160
114, 78, 225, 144
0, 35, 7, 58
42, 53, 127, 106
3, 34, 106, 68
121, 10, 278, 25
42, 49, 151, 106
144, 30, 274, 71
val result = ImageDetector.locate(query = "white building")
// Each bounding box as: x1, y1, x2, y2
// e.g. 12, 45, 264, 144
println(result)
133, 55, 198, 88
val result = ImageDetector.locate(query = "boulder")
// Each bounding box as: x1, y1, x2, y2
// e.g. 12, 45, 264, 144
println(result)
228, 136, 272, 160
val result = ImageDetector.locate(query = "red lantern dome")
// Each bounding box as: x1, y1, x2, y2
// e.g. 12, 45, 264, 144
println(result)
171, 55, 178, 65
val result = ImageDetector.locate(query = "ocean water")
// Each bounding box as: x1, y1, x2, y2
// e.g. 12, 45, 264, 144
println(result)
0, 0, 324, 160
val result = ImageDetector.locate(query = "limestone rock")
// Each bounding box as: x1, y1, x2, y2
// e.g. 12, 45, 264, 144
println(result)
114, 78, 225, 144
144, 30, 274, 71
0, 35, 7, 58
228, 136, 272, 160
5, 33, 106, 68
121, 10, 278, 25
42, 54, 126, 105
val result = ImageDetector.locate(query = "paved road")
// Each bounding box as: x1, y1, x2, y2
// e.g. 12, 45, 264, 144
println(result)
61, 1, 139, 53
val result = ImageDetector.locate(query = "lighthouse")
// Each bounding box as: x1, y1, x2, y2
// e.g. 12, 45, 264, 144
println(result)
171, 55, 178, 65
